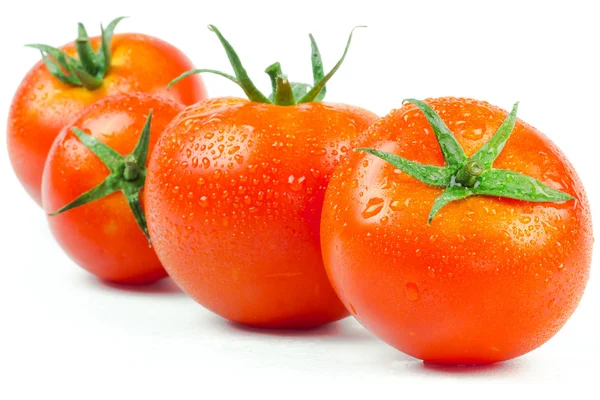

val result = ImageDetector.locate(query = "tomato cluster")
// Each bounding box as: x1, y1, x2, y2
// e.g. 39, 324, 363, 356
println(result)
6, 18, 593, 365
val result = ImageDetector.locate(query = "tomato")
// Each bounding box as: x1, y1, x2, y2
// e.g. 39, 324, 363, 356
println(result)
145, 26, 378, 328
320, 97, 593, 364
42, 93, 184, 284
8, 17, 206, 205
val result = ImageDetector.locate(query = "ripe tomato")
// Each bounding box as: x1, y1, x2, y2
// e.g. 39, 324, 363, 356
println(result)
42, 93, 183, 284
145, 26, 378, 328
8, 17, 206, 205
321, 97, 593, 364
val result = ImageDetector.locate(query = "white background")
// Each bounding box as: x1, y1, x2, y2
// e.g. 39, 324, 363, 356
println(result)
1, 0, 598, 397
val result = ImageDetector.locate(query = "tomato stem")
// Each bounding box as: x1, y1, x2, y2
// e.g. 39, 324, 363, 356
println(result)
264, 63, 296, 105
123, 158, 141, 181
454, 160, 484, 187
265, 62, 283, 99
25, 17, 125, 90
356, 99, 574, 224
48, 112, 154, 243
274, 76, 295, 106
169, 25, 364, 106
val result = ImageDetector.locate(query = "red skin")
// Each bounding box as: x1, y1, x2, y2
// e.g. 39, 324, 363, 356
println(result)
145, 98, 378, 328
42, 93, 184, 284
321, 97, 593, 364
8, 33, 207, 205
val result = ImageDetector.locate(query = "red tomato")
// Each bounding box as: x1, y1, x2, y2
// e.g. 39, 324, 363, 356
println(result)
145, 26, 378, 327
42, 93, 184, 284
8, 18, 206, 205
320, 97, 593, 364
146, 98, 377, 327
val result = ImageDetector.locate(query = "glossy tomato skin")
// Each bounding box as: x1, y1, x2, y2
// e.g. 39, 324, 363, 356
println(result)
321, 97, 593, 364
145, 98, 378, 328
8, 33, 207, 206
42, 93, 184, 284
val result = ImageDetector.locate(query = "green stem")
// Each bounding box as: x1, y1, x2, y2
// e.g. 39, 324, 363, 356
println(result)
123, 159, 140, 181
273, 76, 295, 106
264, 63, 295, 106
25, 17, 125, 90
50, 115, 154, 243
66, 60, 103, 90
357, 98, 574, 224
265, 62, 282, 98
454, 160, 484, 187
170, 25, 363, 106
75, 38, 99, 76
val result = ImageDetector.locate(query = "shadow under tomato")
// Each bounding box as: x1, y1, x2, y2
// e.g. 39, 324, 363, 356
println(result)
223, 317, 375, 342
418, 358, 526, 376
86, 275, 184, 295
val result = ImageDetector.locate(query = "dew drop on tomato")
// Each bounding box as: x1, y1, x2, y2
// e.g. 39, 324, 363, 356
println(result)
405, 283, 420, 301
362, 198, 384, 219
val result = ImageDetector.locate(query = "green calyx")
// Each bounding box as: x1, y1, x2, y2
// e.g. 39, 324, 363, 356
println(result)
26, 17, 126, 90
356, 99, 574, 224
49, 111, 154, 243
168, 25, 365, 105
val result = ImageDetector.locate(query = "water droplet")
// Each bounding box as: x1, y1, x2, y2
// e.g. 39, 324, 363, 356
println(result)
202, 158, 210, 168
463, 128, 484, 140
405, 282, 420, 301
390, 200, 403, 212
427, 266, 435, 278
197, 177, 205, 186
350, 180, 358, 188
288, 175, 306, 192
548, 298, 555, 308
311, 148, 327, 156
199, 196, 209, 208
362, 198, 384, 219
519, 216, 532, 224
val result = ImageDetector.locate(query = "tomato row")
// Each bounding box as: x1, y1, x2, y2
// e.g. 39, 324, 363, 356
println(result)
7, 18, 593, 366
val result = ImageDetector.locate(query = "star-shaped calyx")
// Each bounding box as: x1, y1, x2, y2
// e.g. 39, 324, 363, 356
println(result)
168, 24, 364, 106
26, 17, 126, 90
356, 99, 573, 224
50, 112, 153, 242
